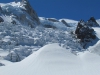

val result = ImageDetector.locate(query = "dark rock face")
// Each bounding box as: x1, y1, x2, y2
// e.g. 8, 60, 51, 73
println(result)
44, 24, 56, 29
89, 17, 96, 22
87, 17, 99, 26
0, 17, 4, 23
0, 0, 40, 28
75, 19, 96, 48
21, 0, 40, 25
11, 20, 16, 24
0, 63, 5, 66
61, 20, 70, 27
47, 18, 59, 22
75, 23, 96, 40
0, 5, 2, 12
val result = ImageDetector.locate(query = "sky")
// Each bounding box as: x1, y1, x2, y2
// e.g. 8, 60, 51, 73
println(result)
0, 0, 100, 21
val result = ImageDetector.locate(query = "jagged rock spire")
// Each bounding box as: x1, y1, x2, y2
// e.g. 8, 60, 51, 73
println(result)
87, 16, 99, 26
21, 0, 28, 5
15, 0, 17, 3
21, 0, 40, 25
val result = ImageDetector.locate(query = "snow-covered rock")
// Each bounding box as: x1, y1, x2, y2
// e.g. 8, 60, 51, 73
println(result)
39, 17, 68, 30
0, 1, 100, 75
0, 17, 4, 22
96, 19, 100, 25
0, 1, 40, 27
0, 62, 5, 66
87, 17, 99, 26
59, 18, 78, 27
0, 21, 83, 62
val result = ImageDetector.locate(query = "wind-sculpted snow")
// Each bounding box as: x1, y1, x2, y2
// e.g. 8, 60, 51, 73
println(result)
0, 44, 100, 75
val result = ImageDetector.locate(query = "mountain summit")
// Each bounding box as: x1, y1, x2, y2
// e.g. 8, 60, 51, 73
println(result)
0, 0, 40, 27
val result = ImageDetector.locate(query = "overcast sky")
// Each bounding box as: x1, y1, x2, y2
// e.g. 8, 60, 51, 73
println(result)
0, 0, 100, 20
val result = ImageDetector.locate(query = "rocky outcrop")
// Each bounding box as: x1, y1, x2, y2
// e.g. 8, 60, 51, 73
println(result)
21, 0, 40, 25
61, 20, 70, 27
75, 19, 96, 48
0, 63, 5, 66
19, 14, 26, 23
0, 0, 40, 28
47, 18, 59, 22
75, 22, 96, 41
44, 24, 56, 29
87, 17, 99, 26
11, 20, 16, 24
0, 17, 4, 23
0, 5, 2, 12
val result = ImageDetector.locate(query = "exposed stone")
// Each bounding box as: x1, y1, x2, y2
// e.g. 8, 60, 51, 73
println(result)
44, 24, 56, 29
47, 18, 59, 22
87, 17, 99, 26
61, 20, 70, 27
0, 17, 4, 23
21, 0, 40, 25
0, 5, 2, 12
0, 0, 40, 28
75, 19, 96, 48
89, 17, 97, 23
11, 20, 16, 24
19, 14, 26, 23
27, 20, 34, 28
0, 63, 5, 66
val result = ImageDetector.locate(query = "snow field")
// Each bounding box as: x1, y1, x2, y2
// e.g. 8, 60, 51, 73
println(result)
0, 44, 100, 75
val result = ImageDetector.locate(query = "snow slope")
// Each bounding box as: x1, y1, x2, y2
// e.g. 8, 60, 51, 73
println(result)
96, 19, 100, 25
59, 18, 78, 27
0, 43, 100, 75
88, 27, 100, 55
0, 1, 100, 75
83, 19, 100, 54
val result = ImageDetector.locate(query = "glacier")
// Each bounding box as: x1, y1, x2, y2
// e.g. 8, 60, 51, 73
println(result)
0, 1, 100, 75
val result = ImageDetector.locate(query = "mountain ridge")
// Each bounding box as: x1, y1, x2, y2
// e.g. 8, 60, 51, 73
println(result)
0, 1, 100, 75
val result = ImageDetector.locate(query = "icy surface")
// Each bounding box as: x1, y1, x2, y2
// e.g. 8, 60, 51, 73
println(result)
0, 21, 82, 62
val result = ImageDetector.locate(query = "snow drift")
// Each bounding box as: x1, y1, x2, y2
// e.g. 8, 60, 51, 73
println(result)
0, 43, 100, 75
